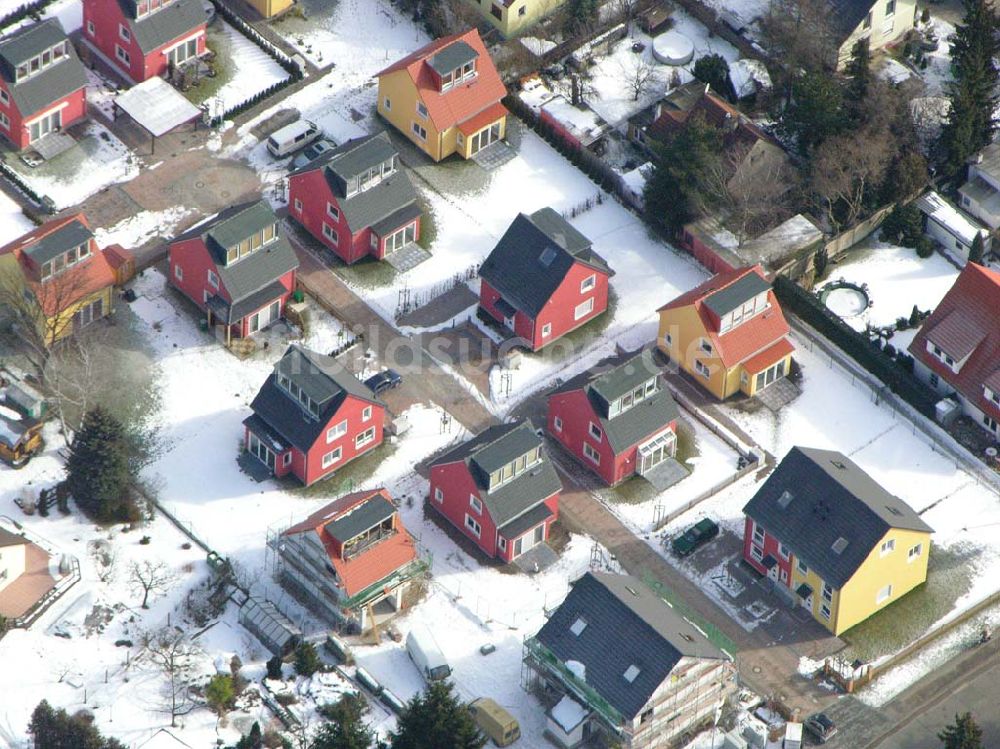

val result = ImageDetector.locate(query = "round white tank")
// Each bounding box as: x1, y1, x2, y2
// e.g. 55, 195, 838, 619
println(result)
652, 31, 695, 65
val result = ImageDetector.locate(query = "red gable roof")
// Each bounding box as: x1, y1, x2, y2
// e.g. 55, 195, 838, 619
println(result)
282, 488, 418, 598
909, 263, 1000, 419
0, 213, 115, 317
659, 266, 792, 369
377, 28, 507, 132
648, 84, 773, 153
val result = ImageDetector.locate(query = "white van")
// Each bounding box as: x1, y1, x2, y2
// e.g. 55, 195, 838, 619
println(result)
406, 625, 451, 682
267, 119, 321, 158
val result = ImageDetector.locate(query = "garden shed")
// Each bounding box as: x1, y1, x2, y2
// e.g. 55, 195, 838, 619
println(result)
238, 596, 301, 655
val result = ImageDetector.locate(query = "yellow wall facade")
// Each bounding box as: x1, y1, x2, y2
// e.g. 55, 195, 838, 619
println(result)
244, 0, 293, 18
742, 355, 792, 397
47, 285, 114, 344
835, 528, 930, 635
837, 0, 916, 69
788, 557, 842, 632
377, 72, 446, 161
658, 305, 728, 400
468, 0, 568, 37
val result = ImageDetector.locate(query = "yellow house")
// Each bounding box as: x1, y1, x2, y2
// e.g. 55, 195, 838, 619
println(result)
376, 28, 509, 163
656, 265, 794, 401
833, 0, 918, 69
242, 0, 294, 19
0, 213, 116, 346
467, 0, 567, 38
743, 446, 932, 636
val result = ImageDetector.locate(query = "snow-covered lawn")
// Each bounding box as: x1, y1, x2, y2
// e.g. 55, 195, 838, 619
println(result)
14, 121, 138, 211
580, 11, 741, 128
94, 207, 193, 249
0, 0, 81, 32
199, 20, 292, 119
819, 241, 958, 337
0, 188, 33, 238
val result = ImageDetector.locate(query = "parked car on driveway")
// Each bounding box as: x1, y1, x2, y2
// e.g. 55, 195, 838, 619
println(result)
670, 518, 719, 557
364, 369, 402, 395
803, 713, 837, 744
291, 138, 337, 170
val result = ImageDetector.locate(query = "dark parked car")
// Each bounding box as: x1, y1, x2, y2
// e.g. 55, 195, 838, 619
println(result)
804, 713, 837, 744
364, 369, 403, 395
290, 138, 337, 170
670, 518, 719, 557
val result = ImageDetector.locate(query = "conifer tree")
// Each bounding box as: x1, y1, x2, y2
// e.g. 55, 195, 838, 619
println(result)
968, 232, 984, 265
390, 682, 486, 749
939, 712, 984, 749
66, 407, 136, 522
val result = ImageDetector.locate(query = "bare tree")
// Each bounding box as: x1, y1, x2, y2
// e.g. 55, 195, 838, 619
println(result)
809, 126, 893, 231
621, 57, 655, 101
718, 143, 800, 245
612, 0, 638, 29
89, 539, 119, 584
140, 627, 201, 727
0, 259, 102, 381
760, 0, 839, 97
129, 561, 176, 609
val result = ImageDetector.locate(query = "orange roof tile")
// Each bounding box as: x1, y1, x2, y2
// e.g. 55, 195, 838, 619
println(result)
742, 337, 795, 374
377, 28, 507, 133
457, 101, 508, 135
660, 266, 793, 370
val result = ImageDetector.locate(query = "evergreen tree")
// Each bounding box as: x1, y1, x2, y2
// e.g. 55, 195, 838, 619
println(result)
939, 712, 983, 749
66, 408, 136, 523
29, 700, 126, 749
642, 114, 724, 233
295, 640, 322, 677
233, 722, 263, 749
313, 694, 374, 749
266, 654, 284, 681
564, 0, 599, 33
881, 149, 928, 203
692, 54, 731, 99
390, 682, 486, 749
205, 674, 235, 718
969, 232, 985, 264
938, 0, 999, 173
844, 39, 873, 123
780, 71, 846, 154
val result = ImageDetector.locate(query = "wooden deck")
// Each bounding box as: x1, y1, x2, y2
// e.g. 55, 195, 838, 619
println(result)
0, 542, 56, 619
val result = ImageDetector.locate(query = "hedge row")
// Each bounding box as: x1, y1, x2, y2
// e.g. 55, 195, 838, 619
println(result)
209, 0, 303, 80
0, 0, 54, 32
209, 77, 295, 127
0, 159, 47, 210
773, 275, 939, 417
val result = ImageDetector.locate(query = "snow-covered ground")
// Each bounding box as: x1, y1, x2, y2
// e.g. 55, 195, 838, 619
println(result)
94, 207, 193, 250
581, 12, 741, 128
0, 188, 33, 238
0, 0, 81, 32
201, 20, 292, 119
819, 241, 958, 340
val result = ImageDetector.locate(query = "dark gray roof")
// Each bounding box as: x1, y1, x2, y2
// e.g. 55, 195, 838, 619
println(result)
247, 345, 380, 452
0, 18, 65, 67
434, 420, 562, 526
498, 502, 553, 539
244, 413, 289, 453
23, 218, 92, 265
325, 495, 395, 544
173, 200, 299, 303
479, 208, 612, 318
427, 39, 478, 75
207, 280, 288, 325
828, 0, 876, 41
0, 526, 27, 548
535, 572, 726, 720
743, 447, 933, 588
120, 0, 206, 55
549, 350, 679, 453
702, 271, 770, 319
296, 133, 420, 235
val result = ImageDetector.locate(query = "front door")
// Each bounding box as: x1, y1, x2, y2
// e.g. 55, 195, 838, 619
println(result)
248, 301, 276, 334
755, 361, 785, 392
533, 524, 545, 545
248, 433, 275, 471
469, 122, 499, 155
29, 109, 61, 143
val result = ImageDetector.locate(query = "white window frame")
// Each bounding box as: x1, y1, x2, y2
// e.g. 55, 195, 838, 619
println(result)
0, 111, 8, 129
796, 559, 808, 575
907, 543, 922, 562
752, 522, 764, 545
700, 338, 712, 354
0, 89, 8, 107
580, 274, 596, 293
822, 582, 833, 602
876, 584, 892, 604
695, 360, 710, 378
434, 486, 444, 502
207, 269, 219, 289
115, 44, 130, 66
293, 197, 303, 213
326, 202, 340, 222
469, 494, 483, 514
574, 297, 594, 321
880, 539, 895, 557
322, 222, 338, 246
778, 542, 790, 560
355, 427, 376, 449
588, 422, 602, 441
416, 101, 428, 118
663, 331, 672, 347
174, 264, 183, 281
750, 544, 763, 562
282, 452, 292, 467
541, 322, 552, 338
119, 23, 131, 41
583, 442, 600, 465
384, 97, 391, 110
820, 604, 831, 620
362, 405, 372, 422
411, 122, 427, 141
321, 447, 342, 469
465, 514, 482, 538
87, 19, 95, 35
326, 419, 347, 443
553, 416, 563, 433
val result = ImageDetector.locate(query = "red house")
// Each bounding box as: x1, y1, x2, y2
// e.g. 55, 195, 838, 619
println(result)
244, 345, 385, 486
288, 132, 422, 265
478, 208, 614, 351
168, 200, 299, 346
0, 19, 88, 150
908, 263, 1000, 438
429, 420, 561, 561
547, 349, 680, 486
82, 0, 207, 84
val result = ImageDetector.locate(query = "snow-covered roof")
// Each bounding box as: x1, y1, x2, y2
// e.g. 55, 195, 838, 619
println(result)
520, 36, 556, 56
541, 95, 609, 147
549, 694, 590, 732
916, 191, 989, 246
619, 162, 652, 197
728, 58, 771, 99
741, 214, 823, 265
115, 77, 202, 138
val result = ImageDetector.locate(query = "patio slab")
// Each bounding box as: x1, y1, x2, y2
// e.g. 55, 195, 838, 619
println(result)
640, 457, 689, 491
0, 542, 56, 619
384, 243, 431, 273
755, 377, 802, 412
513, 543, 558, 575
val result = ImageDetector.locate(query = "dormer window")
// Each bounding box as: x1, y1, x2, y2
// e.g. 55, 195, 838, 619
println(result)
927, 341, 958, 371
985, 386, 1000, 406
135, 0, 173, 18
12, 41, 69, 83
225, 223, 278, 265
486, 446, 542, 491
38, 241, 91, 281
440, 60, 477, 91
608, 378, 658, 418
275, 371, 320, 419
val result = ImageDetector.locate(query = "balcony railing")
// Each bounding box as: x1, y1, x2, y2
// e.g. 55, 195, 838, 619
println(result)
524, 638, 623, 729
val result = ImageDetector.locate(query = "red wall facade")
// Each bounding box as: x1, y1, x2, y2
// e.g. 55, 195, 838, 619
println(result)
0, 85, 87, 150
742, 516, 793, 588
530, 261, 610, 350
288, 169, 422, 265
539, 109, 583, 151
83, 0, 206, 83
679, 228, 737, 275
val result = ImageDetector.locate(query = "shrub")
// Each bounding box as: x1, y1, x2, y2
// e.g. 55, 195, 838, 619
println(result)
265, 654, 283, 681
205, 674, 235, 717
881, 203, 923, 248
293, 641, 320, 677
915, 237, 935, 258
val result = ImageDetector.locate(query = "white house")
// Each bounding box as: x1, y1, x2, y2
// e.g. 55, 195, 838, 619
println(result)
959, 143, 1000, 230
915, 191, 991, 262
